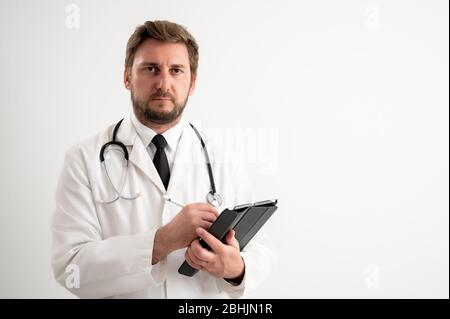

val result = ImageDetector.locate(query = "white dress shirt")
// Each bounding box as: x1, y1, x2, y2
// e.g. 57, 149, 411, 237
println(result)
130, 111, 183, 172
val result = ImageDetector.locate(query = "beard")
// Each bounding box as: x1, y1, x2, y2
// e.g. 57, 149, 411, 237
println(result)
131, 89, 189, 125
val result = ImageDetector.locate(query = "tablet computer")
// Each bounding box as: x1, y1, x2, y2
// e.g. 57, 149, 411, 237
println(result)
178, 199, 278, 277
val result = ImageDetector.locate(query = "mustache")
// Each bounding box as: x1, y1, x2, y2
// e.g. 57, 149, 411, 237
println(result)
150, 91, 175, 100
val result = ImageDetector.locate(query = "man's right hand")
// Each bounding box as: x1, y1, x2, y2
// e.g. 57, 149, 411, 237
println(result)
152, 203, 218, 264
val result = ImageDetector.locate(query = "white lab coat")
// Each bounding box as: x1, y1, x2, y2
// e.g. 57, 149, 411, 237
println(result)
51, 113, 274, 299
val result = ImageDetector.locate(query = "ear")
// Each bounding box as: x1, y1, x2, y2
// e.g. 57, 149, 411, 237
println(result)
124, 68, 131, 90
188, 74, 197, 96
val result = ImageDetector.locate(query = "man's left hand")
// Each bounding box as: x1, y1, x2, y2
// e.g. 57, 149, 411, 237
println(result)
185, 228, 245, 281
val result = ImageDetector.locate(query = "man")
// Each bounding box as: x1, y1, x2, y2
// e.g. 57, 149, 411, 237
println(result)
52, 20, 274, 298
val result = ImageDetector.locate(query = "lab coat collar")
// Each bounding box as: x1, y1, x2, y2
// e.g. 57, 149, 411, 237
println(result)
165, 120, 195, 199
114, 113, 164, 192
130, 110, 183, 153
115, 113, 137, 146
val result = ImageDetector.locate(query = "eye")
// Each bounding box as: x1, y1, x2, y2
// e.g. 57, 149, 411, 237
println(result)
171, 68, 183, 74
145, 66, 157, 73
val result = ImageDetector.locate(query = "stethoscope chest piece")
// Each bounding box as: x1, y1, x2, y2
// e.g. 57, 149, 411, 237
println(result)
207, 192, 223, 207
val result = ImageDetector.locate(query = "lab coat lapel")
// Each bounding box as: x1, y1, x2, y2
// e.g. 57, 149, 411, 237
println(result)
166, 122, 196, 199
116, 114, 166, 194
129, 137, 166, 194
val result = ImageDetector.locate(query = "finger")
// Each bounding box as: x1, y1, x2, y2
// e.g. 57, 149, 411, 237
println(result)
187, 244, 209, 266
185, 249, 203, 270
195, 203, 219, 216
191, 239, 215, 261
225, 229, 240, 250
208, 207, 219, 217
200, 221, 213, 230
201, 212, 218, 223
196, 227, 224, 253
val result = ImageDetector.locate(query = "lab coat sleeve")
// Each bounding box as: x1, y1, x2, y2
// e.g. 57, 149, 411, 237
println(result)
215, 159, 276, 298
51, 145, 166, 298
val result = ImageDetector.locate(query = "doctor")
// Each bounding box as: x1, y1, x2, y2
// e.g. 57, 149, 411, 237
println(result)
51, 20, 274, 298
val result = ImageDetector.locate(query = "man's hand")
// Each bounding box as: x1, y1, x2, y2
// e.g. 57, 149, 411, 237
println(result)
184, 228, 245, 281
152, 203, 218, 264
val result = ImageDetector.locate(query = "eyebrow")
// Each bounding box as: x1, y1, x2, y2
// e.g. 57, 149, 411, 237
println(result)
139, 62, 187, 69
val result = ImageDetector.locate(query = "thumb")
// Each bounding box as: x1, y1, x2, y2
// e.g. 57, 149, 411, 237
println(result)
225, 229, 239, 249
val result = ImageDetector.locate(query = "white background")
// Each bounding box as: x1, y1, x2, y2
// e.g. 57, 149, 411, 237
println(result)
0, 0, 448, 298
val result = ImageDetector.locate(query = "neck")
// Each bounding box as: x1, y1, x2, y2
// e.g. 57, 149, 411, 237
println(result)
134, 111, 181, 134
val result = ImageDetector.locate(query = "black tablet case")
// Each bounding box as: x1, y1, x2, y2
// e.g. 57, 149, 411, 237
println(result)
178, 199, 278, 277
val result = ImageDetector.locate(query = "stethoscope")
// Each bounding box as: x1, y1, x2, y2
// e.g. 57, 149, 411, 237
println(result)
97, 119, 223, 207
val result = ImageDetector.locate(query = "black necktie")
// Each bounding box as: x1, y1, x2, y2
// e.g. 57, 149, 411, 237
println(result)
152, 134, 170, 189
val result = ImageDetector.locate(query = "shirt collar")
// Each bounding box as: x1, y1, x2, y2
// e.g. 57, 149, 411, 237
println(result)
131, 111, 183, 152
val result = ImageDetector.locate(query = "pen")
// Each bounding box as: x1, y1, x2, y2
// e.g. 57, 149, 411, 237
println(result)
163, 195, 185, 208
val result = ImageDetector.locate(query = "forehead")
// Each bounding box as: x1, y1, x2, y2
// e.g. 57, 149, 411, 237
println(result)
133, 38, 190, 65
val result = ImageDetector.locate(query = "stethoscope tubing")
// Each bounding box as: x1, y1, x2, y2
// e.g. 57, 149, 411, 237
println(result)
98, 119, 222, 207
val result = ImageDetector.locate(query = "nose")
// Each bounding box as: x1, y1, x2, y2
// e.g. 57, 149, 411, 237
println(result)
155, 70, 171, 93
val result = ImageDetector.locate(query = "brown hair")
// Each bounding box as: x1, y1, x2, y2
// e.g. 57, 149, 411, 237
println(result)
125, 20, 199, 76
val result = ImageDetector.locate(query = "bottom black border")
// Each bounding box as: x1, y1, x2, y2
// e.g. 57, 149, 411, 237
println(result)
1, 299, 448, 318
